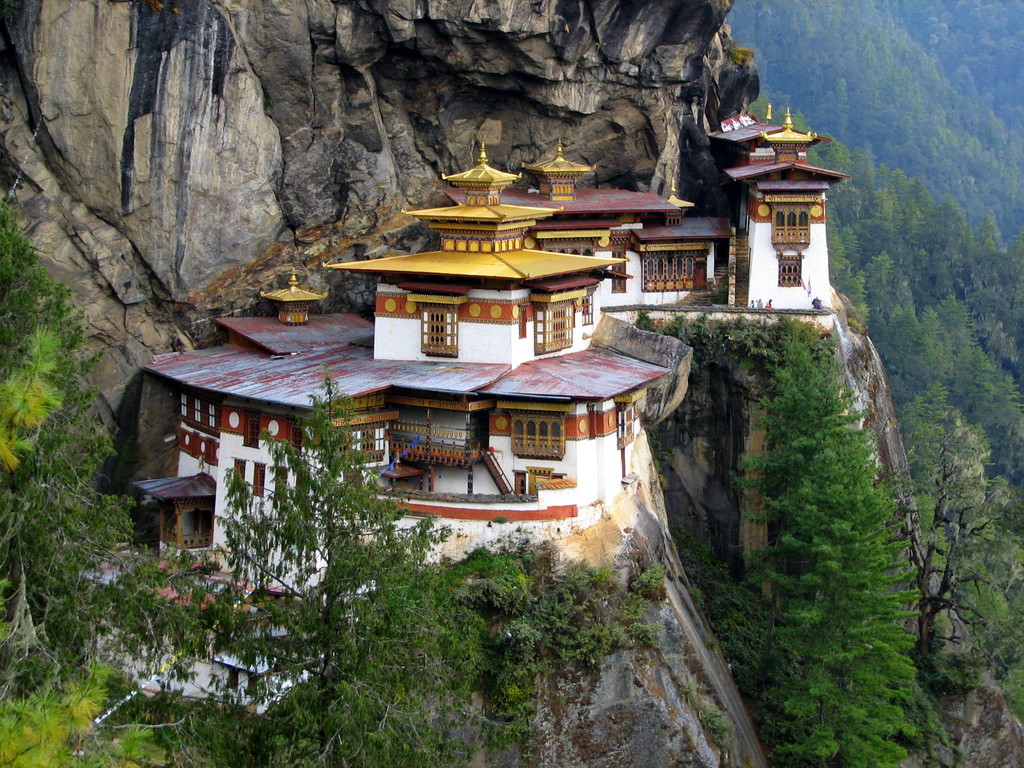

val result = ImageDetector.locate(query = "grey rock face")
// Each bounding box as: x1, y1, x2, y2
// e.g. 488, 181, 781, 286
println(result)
0, 0, 756, 440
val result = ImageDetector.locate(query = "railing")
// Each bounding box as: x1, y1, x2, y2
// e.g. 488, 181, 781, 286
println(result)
180, 531, 214, 548
771, 228, 811, 247
389, 422, 487, 466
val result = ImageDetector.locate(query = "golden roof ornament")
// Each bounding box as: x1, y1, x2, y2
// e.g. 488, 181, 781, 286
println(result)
260, 270, 328, 303
666, 180, 694, 209
522, 140, 596, 176
765, 102, 773, 121
441, 142, 521, 188
759, 107, 817, 144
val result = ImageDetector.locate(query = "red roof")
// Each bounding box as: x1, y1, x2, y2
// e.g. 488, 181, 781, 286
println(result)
396, 281, 474, 295
724, 161, 849, 182
636, 218, 732, 241
709, 121, 781, 143
134, 473, 217, 500
445, 187, 679, 215
147, 345, 510, 407
523, 275, 600, 292
216, 314, 373, 355
530, 218, 620, 230
482, 349, 668, 399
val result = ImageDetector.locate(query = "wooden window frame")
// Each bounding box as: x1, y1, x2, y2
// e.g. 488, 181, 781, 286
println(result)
421, 304, 459, 358
641, 253, 693, 292
778, 254, 802, 287
253, 462, 266, 497
511, 413, 565, 459
534, 300, 575, 355
580, 293, 594, 326
771, 205, 811, 247
233, 458, 247, 480
244, 412, 260, 448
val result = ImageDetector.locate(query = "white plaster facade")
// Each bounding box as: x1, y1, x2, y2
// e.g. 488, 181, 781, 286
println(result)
746, 218, 832, 310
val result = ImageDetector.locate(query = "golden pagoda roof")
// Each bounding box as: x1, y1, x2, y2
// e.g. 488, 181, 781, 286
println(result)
326, 249, 625, 281
259, 271, 328, 303
760, 107, 817, 144
666, 181, 695, 209
522, 140, 596, 176
405, 203, 559, 223
441, 143, 521, 187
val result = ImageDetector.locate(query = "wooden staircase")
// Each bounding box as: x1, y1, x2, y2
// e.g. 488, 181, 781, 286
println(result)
730, 233, 750, 308
483, 450, 512, 495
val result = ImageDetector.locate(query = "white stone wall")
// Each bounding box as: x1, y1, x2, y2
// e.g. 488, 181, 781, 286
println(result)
374, 285, 599, 366
747, 219, 832, 310
599, 245, 716, 309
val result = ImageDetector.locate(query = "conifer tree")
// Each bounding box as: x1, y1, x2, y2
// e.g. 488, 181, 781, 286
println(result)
0, 198, 135, 694
749, 334, 916, 768
208, 383, 479, 767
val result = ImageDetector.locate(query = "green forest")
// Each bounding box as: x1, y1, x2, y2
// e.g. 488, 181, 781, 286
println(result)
730, 0, 1024, 240
729, 0, 1024, 725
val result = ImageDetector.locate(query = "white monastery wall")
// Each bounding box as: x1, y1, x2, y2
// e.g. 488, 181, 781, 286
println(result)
747, 220, 832, 310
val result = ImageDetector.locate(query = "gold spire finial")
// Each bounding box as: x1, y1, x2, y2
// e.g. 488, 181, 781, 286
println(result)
765, 102, 773, 121
670, 180, 678, 192
783, 107, 793, 129
288, 270, 299, 289
477, 142, 488, 165
555, 139, 565, 159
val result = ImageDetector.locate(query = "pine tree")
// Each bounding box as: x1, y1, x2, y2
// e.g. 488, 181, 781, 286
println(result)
0, 198, 133, 694
749, 334, 916, 768
206, 383, 479, 767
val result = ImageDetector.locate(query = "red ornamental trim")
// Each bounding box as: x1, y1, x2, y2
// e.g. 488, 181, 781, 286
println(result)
398, 503, 578, 522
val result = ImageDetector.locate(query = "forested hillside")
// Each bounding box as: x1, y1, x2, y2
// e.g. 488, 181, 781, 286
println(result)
729, 0, 1024, 239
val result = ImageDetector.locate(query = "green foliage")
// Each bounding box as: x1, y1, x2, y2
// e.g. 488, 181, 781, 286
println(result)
181, 383, 481, 768
460, 552, 668, 739
0, 198, 141, 699
656, 315, 830, 373
730, 0, 1024, 238
0, 666, 154, 767
746, 335, 917, 768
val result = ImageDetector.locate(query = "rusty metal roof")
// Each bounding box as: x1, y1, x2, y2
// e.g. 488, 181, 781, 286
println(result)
482, 349, 668, 399
709, 121, 781, 143
530, 217, 620, 230
724, 161, 849, 182
216, 314, 374, 355
636, 218, 732, 240
447, 187, 680, 215
523, 275, 600, 292
134, 473, 217, 500
146, 345, 511, 407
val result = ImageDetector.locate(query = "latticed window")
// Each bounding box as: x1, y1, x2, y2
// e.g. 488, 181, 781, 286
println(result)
252, 462, 266, 497
421, 304, 458, 357
641, 254, 692, 291
778, 255, 802, 287
181, 393, 220, 431
244, 412, 261, 447
511, 414, 565, 458
580, 294, 594, 325
772, 206, 811, 246
534, 301, 575, 354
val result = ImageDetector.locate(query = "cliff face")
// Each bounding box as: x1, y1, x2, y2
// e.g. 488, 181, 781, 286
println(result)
0, 0, 756, 440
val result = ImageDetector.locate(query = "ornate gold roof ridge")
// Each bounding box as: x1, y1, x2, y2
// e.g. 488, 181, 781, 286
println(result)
522, 139, 596, 175
760, 107, 818, 144
260, 270, 328, 303
441, 142, 521, 187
